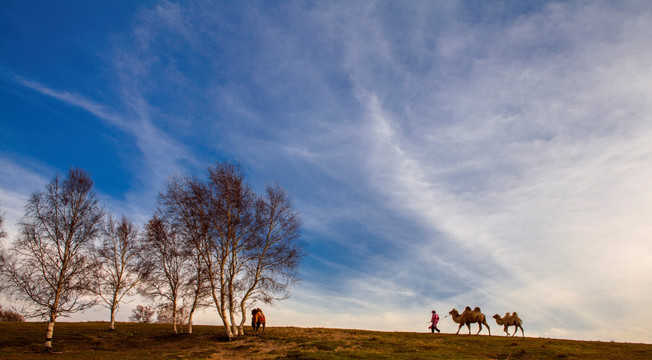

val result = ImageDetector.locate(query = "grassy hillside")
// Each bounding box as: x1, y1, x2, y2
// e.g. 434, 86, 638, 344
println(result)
0, 322, 650, 359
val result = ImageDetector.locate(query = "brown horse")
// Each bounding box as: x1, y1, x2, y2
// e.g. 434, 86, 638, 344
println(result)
251, 308, 266, 335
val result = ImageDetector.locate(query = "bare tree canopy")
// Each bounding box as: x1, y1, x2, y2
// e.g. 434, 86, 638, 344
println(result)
0, 168, 104, 352
139, 215, 189, 334
0, 204, 6, 240
156, 161, 304, 340
94, 214, 145, 331
0, 206, 7, 292
236, 183, 303, 317
156, 303, 188, 325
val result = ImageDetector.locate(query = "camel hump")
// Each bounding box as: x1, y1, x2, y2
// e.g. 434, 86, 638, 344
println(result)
465, 306, 472, 311
474, 307, 481, 312
512, 312, 518, 316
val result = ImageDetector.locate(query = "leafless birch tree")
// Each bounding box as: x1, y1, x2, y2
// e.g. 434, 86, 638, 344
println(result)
206, 162, 259, 339
157, 176, 214, 335
0, 206, 6, 292
93, 215, 145, 331
0, 169, 103, 352
0, 204, 6, 240
181, 245, 211, 334
156, 303, 188, 324
155, 162, 303, 340
234, 183, 302, 335
139, 215, 188, 334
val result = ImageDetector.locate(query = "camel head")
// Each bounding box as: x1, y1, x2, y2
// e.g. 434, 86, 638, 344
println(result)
449, 308, 459, 316
492, 314, 501, 319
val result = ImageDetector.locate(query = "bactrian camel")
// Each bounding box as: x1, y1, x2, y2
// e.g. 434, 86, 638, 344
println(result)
449, 306, 491, 335
492, 312, 524, 337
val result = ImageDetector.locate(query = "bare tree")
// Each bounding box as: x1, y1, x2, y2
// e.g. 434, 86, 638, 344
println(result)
155, 162, 304, 340
129, 304, 155, 323
156, 176, 213, 334
199, 162, 267, 339
0, 205, 6, 292
139, 216, 188, 334
181, 245, 211, 334
0, 204, 6, 240
235, 183, 303, 335
0, 169, 103, 352
94, 215, 145, 331
156, 303, 188, 325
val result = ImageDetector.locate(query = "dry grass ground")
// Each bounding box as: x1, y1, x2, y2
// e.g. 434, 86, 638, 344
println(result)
0, 322, 650, 359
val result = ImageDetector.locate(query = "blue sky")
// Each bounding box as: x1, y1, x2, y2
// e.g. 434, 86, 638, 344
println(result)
2, 0, 652, 343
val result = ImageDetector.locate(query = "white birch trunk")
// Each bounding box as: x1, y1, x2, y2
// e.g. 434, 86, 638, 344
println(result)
221, 310, 234, 340
237, 303, 246, 336
220, 298, 234, 340
208, 274, 234, 340
172, 303, 178, 334
44, 320, 55, 352
188, 310, 194, 334
109, 305, 117, 331
109, 289, 119, 331
229, 309, 238, 337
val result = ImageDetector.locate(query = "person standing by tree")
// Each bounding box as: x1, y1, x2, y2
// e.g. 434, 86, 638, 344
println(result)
0, 169, 104, 352
430, 310, 441, 333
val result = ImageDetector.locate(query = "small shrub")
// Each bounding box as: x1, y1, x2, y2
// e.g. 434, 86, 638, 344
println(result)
0, 304, 25, 322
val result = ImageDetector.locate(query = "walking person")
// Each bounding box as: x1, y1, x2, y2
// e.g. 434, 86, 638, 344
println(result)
429, 310, 441, 333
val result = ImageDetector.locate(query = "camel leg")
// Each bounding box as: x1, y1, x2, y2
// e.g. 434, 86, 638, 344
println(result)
484, 321, 491, 336
456, 323, 464, 334
504, 325, 510, 336
466, 323, 471, 335
476, 323, 482, 335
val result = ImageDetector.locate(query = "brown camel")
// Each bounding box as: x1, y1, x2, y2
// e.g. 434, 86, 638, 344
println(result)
492, 312, 524, 337
449, 306, 491, 335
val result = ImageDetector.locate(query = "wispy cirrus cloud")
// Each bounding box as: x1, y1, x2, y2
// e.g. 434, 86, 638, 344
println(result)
17, 77, 127, 128
9, 72, 194, 221
338, 1, 652, 342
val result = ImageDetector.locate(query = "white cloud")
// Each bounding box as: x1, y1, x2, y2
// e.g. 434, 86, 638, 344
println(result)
332, 1, 652, 342
13, 72, 197, 217
0, 157, 50, 237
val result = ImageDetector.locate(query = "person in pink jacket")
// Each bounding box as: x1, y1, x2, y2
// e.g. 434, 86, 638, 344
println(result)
429, 310, 441, 333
